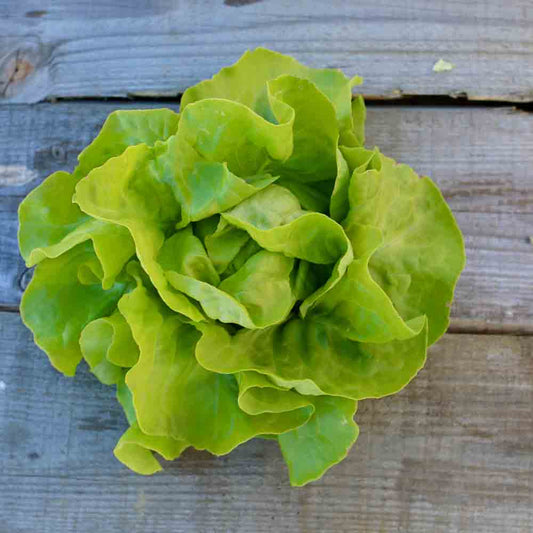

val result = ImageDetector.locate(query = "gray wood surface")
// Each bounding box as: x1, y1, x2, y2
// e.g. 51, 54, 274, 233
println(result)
1, 0, 533, 103
1, 103, 532, 332
1, 311, 531, 533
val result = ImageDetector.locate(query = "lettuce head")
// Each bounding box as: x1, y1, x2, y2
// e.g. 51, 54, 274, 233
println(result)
18, 48, 465, 486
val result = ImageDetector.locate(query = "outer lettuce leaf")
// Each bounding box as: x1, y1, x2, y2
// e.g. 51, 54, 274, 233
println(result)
75, 108, 181, 179
196, 318, 428, 400
20, 241, 128, 376
18, 109, 179, 285
18, 171, 135, 289
181, 50, 364, 213
114, 422, 188, 475
174, 97, 293, 180
278, 396, 359, 486
345, 153, 466, 344
309, 223, 426, 343
114, 371, 189, 475
235, 373, 359, 485
119, 285, 313, 454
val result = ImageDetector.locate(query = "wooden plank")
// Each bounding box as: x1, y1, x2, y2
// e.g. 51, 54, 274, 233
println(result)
1, 311, 531, 532
1, 0, 533, 103
1, 103, 532, 330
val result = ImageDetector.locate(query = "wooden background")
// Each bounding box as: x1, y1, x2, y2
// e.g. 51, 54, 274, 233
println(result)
1, 1, 532, 531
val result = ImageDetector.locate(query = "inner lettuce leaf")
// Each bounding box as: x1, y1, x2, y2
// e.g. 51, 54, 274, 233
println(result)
17, 48, 465, 486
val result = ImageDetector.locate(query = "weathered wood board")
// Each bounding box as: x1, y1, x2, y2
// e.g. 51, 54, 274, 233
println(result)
1, 0, 533, 103
1, 103, 532, 331
1, 311, 531, 532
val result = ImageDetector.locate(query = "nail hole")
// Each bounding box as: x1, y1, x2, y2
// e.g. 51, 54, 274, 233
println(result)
51, 145, 66, 161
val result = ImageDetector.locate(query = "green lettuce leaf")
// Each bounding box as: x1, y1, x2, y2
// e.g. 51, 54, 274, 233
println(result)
75, 108, 181, 179
279, 396, 359, 486
196, 317, 428, 400
345, 153, 466, 344
18, 171, 135, 289
20, 241, 128, 376
80, 310, 139, 385
114, 422, 188, 475
236, 371, 313, 416
181, 48, 355, 134
119, 284, 313, 454
309, 223, 426, 343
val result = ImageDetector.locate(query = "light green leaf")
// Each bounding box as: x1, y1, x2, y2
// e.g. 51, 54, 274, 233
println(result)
80, 319, 123, 385
120, 286, 313, 454
80, 309, 139, 384
345, 153, 466, 344
75, 108, 180, 179
279, 396, 359, 486
222, 185, 353, 314
166, 249, 295, 328
196, 318, 428, 400
310, 223, 426, 343
20, 241, 128, 376
174, 97, 293, 179
268, 75, 338, 183
266, 75, 339, 211
74, 143, 205, 322
18, 171, 135, 289
114, 422, 188, 475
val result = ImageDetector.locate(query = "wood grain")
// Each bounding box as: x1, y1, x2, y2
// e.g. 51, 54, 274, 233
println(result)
0, 311, 531, 532
1, 0, 533, 103
1, 103, 532, 330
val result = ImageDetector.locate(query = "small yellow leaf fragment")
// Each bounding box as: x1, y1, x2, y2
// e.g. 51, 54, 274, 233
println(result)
433, 59, 455, 72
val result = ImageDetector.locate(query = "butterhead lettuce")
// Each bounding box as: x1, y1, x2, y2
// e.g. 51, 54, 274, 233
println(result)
18, 48, 465, 486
